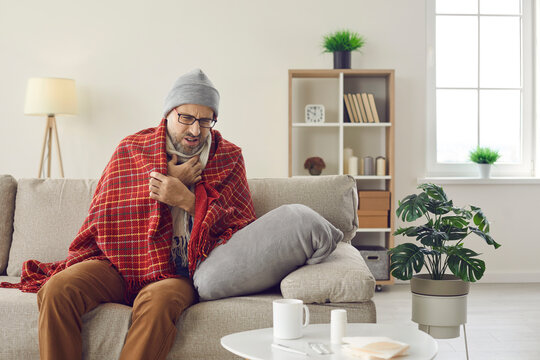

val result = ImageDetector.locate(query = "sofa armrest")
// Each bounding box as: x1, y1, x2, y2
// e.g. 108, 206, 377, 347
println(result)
280, 242, 375, 304
0, 175, 17, 275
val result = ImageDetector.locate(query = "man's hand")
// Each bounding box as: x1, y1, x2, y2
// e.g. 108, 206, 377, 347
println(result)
149, 172, 195, 215
167, 154, 203, 187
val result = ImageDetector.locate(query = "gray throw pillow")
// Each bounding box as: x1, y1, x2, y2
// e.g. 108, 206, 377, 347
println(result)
193, 204, 343, 301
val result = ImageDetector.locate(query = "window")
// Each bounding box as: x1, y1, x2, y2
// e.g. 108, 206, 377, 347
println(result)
426, 0, 534, 177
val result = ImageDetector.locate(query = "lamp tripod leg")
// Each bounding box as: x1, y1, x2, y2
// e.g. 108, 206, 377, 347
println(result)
51, 116, 64, 177
47, 119, 52, 178
38, 117, 50, 178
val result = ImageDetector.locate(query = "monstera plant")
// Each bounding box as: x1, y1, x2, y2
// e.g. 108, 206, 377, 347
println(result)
389, 183, 501, 282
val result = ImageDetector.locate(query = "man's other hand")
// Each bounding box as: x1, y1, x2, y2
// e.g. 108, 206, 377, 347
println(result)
149, 172, 195, 215
167, 154, 202, 187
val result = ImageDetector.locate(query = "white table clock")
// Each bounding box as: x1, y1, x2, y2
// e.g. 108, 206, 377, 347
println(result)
305, 104, 325, 123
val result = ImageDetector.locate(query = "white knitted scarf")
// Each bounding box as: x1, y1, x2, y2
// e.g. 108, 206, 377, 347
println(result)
166, 132, 212, 269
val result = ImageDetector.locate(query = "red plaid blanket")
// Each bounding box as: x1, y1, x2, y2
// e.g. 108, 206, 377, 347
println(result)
1, 119, 256, 301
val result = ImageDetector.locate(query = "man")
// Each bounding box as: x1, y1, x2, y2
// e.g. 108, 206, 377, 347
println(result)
1, 69, 257, 359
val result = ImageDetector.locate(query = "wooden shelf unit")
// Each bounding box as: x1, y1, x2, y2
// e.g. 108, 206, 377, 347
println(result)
288, 69, 395, 286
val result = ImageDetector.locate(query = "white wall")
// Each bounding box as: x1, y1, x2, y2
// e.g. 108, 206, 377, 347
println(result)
0, 0, 538, 281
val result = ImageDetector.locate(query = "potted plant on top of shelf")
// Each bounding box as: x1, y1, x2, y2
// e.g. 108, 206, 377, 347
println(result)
322, 30, 365, 69
388, 183, 500, 339
469, 147, 501, 179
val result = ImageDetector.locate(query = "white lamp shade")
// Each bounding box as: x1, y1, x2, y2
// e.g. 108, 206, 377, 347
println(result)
24, 77, 77, 116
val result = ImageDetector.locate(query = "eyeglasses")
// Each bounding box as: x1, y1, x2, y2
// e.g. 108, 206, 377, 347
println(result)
175, 109, 217, 129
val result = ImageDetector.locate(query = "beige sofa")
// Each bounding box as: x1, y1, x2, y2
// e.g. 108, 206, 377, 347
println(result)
0, 174, 376, 359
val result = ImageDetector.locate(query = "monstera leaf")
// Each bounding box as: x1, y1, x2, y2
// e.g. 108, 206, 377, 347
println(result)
388, 243, 425, 280
472, 206, 490, 233
439, 224, 468, 241
453, 206, 473, 220
394, 226, 420, 237
418, 183, 448, 201
396, 193, 429, 222
416, 226, 448, 247
441, 215, 469, 228
469, 227, 501, 249
426, 199, 453, 215
447, 247, 486, 282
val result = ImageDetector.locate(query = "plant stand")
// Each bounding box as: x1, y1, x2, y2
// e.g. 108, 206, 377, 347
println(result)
412, 293, 470, 359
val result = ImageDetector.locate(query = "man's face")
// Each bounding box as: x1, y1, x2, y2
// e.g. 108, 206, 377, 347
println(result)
166, 104, 213, 155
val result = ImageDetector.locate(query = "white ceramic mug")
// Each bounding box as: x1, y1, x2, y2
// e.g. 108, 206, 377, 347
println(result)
273, 299, 310, 339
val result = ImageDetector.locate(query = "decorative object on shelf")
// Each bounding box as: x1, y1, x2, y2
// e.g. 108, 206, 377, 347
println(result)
469, 146, 501, 179
343, 147, 353, 174
24, 77, 78, 178
348, 156, 358, 176
358, 191, 390, 211
357, 210, 387, 228
388, 183, 501, 342
343, 95, 356, 123
362, 156, 374, 175
304, 104, 325, 123
357, 190, 390, 229
376, 156, 386, 176
355, 246, 389, 280
366, 94, 380, 123
304, 157, 326, 175
322, 30, 365, 69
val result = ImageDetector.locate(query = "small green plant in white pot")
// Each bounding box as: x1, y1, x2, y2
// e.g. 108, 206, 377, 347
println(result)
389, 183, 501, 339
469, 147, 500, 178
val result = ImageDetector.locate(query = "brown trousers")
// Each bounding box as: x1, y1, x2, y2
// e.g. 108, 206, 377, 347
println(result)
36, 259, 196, 360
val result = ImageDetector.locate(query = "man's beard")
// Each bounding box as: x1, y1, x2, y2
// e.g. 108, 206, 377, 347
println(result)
171, 133, 208, 155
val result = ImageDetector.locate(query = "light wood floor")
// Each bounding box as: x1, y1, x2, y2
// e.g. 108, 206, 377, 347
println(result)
373, 283, 540, 360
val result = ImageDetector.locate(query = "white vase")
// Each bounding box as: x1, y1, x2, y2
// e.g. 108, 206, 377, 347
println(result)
478, 164, 492, 178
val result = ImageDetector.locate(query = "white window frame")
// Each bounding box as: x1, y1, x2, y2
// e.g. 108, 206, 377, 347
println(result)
426, 0, 535, 177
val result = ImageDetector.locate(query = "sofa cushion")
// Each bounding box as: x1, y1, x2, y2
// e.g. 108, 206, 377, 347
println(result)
0, 275, 131, 359
247, 175, 358, 242
0, 175, 17, 274
193, 204, 343, 301
7, 179, 98, 276
170, 292, 376, 360
280, 242, 375, 303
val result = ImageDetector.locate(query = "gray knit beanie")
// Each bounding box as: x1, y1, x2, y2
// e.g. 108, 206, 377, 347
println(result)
163, 68, 220, 119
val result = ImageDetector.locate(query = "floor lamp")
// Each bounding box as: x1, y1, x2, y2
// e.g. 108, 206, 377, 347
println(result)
24, 78, 77, 178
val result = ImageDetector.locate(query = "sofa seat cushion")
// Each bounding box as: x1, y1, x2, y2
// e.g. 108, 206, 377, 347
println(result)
280, 242, 375, 303
170, 291, 376, 359
0, 276, 131, 360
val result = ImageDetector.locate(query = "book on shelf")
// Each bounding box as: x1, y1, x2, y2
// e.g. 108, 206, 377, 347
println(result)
367, 93, 381, 123
343, 94, 355, 123
352, 93, 365, 123
361, 93, 375, 123
347, 93, 360, 123
356, 93, 368, 123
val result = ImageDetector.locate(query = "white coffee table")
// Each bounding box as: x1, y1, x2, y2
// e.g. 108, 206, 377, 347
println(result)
221, 323, 438, 360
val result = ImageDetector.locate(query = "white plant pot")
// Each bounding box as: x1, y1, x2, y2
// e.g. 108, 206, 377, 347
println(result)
410, 274, 470, 339
478, 164, 492, 178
